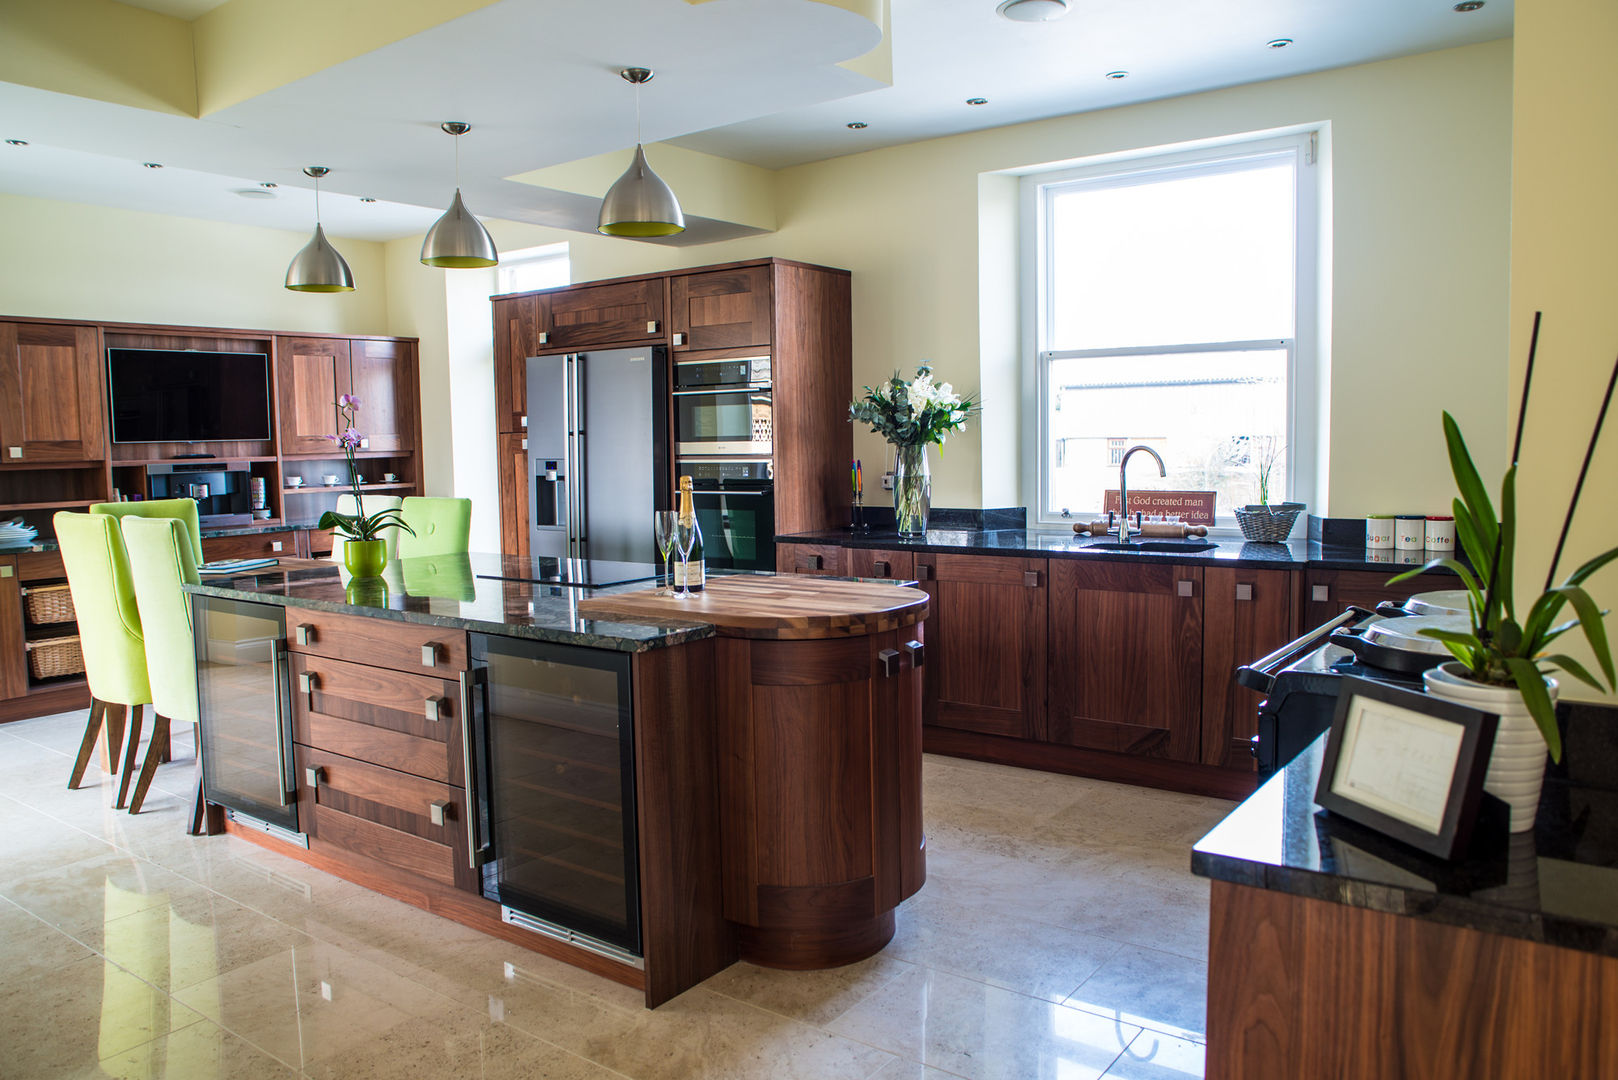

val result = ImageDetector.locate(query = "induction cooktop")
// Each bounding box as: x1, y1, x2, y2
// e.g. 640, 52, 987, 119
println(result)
476, 557, 661, 589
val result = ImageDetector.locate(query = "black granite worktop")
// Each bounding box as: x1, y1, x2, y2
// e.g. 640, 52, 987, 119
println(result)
1, 519, 322, 556
183, 552, 713, 653
1191, 713, 1618, 957
779, 528, 1458, 574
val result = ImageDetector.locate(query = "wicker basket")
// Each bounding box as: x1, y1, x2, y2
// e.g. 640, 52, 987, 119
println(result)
1234, 503, 1305, 543
26, 635, 84, 679
21, 583, 75, 626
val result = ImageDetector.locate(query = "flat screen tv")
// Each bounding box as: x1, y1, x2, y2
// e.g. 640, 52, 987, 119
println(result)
108, 348, 272, 444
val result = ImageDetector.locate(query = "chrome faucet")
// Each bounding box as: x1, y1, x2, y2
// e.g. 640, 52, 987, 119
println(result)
1116, 445, 1166, 544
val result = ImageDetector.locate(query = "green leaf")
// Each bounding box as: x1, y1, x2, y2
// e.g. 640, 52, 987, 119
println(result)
1539, 653, 1607, 693
1547, 584, 1616, 690
1452, 500, 1492, 581
317, 511, 358, 533
1504, 656, 1562, 762
1443, 411, 1498, 551
1521, 590, 1566, 651
1566, 544, 1618, 588
1495, 617, 1522, 655
1418, 627, 1486, 649
1387, 557, 1480, 596
1495, 466, 1516, 621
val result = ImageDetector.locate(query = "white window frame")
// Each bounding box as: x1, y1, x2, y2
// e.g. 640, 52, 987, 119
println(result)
1019, 131, 1321, 531
496, 242, 570, 294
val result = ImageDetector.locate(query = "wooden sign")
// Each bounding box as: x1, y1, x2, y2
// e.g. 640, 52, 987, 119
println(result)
1102, 489, 1216, 525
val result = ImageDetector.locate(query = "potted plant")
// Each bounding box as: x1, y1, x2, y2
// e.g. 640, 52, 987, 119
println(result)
849, 364, 978, 538
1393, 316, 1618, 831
316, 395, 413, 578
1233, 437, 1304, 542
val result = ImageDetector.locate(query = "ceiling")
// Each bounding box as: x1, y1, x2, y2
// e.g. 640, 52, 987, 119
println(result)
0, 0, 1514, 244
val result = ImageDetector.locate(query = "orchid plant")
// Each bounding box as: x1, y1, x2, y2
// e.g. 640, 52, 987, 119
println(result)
315, 395, 413, 544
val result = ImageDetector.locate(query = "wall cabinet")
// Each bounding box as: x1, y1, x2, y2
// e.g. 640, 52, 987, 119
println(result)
1047, 560, 1204, 762
498, 433, 530, 560
670, 266, 772, 351
1201, 567, 1296, 770
348, 339, 416, 453
915, 553, 1047, 740
276, 336, 350, 454
540, 279, 665, 351
0, 321, 104, 463
492, 296, 538, 433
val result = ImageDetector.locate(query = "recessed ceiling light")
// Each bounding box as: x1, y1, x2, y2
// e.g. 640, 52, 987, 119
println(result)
5, 139, 27, 147
259, 181, 278, 189
847, 121, 869, 129
997, 0, 1069, 22
1453, 1, 1484, 10
1105, 70, 1129, 80
142, 162, 163, 169
360, 197, 377, 203
1267, 38, 1293, 49
234, 188, 276, 200
966, 97, 989, 106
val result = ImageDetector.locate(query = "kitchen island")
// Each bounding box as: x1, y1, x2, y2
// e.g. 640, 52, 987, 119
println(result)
185, 554, 927, 1006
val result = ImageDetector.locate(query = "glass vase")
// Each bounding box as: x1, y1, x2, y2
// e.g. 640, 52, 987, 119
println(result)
893, 443, 931, 538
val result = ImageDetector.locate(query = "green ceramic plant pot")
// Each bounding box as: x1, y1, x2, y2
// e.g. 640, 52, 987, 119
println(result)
343, 538, 388, 578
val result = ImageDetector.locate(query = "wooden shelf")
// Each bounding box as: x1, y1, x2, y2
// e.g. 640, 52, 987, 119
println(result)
28, 674, 87, 696
281, 449, 408, 461
0, 461, 103, 472
283, 483, 412, 495
109, 455, 279, 467
1, 499, 97, 512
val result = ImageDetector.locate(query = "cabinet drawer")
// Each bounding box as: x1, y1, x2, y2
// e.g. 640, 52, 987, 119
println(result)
849, 548, 914, 581
286, 607, 467, 674
202, 531, 296, 560
297, 745, 472, 889
290, 654, 463, 774
915, 552, 1046, 587
540, 279, 664, 349
776, 543, 845, 577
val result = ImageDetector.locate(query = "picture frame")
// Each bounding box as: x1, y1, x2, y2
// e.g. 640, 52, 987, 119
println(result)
1314, 676, 1498, 859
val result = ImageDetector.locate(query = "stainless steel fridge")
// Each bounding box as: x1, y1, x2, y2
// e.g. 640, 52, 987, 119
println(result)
526, 348, 669, 563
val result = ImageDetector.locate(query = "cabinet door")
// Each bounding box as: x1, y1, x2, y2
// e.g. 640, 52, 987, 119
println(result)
1047, 560, 1203, 761
498, 432, 530, 559
871, 626, 926, 908
913, 553, 1046, 739
1303, 568, 1428, 629
849, 548, 914, 581
276, 337, 350, 454
776, 543, 845, 577
0, 321, 104, 463
346, 339, 415, 453
1201, 567, 1298, 770
0, 558, 27, 700
541, 279, 665, 350
492, 296, 537, 433
670, 266, 772, 351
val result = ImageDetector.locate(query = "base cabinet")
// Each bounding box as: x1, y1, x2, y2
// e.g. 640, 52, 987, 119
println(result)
1201, 567, 1296, 769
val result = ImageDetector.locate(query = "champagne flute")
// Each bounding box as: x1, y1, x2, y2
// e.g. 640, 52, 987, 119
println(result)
674, 518, 699, 599
653, 511, 677, 595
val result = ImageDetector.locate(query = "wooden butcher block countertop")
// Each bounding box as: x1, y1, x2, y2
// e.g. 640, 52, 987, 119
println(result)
576, 575, 928, 640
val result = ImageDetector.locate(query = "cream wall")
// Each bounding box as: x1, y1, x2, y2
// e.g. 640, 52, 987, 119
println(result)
1509, 2, 1618, 702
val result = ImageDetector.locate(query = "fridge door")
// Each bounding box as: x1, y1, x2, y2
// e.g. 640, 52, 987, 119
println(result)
192, 595, 297, 833
526, 353, 571, 560
470, 633, 640, 956
577, 347, 668, 565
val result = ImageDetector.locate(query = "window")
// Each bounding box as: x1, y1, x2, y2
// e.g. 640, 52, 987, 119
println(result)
1023, 133, 1319, 526
497, 242, 569, 294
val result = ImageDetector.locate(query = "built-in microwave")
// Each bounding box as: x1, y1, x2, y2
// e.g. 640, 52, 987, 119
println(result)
673, 354, 773, 458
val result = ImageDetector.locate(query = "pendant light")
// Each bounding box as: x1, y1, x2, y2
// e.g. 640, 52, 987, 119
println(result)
285, 166, 355, 292
598, 68, 685, 237
421, 122, 499, 268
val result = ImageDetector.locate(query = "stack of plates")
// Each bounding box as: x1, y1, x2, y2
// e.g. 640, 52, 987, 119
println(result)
0, 519, 39, 546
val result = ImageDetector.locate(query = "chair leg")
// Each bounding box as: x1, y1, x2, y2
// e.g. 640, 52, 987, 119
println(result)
69, 698, 107, 790
101, 705, 128, 797
188, 722, 223, 836
157, 724, 172, 764
128, 713, 169, 815
115, 704, 144, 810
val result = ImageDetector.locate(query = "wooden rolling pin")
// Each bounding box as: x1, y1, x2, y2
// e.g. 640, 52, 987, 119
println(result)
1072, 519, 1209, 539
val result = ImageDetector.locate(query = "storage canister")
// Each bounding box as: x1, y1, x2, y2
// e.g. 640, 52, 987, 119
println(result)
1394, 515, 1426, 551
1426, 515, 1456, 551
1366, 515, 1396, 550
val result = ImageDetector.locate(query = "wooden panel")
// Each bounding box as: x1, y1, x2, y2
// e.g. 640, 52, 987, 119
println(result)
0, 556, 26, 699
872, 623, 925, 911
716, 637, 758, 925
276, 336, 349, 455
16, 550, 65, 581
0, 321, 104, 462
347, 339, 415, 453
750, 636, 873, 685
285, 606, 468, 674
497, 432, 530, 559
290, 653, 462, 739
302, 800, 458, 887
631, 638, 735, 1008
770, 263, 852, 535
848, 548, 914, 581
1206, 880, 1618, 1080
1202, 567, 1299, 769
774, 543, 846, 578
492, 296, 537, 433
1047, 559, 1203, 762
919, 554, 1046, 739
541, 279, 665, 350
1303, 567, 1430, 629
577, 575, 926, 640
201, 530, 296, 560
297, 710, 454, 784
670, 266, 772, 351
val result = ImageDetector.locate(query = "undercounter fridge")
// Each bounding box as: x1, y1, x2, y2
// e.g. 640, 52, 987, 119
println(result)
526, 348, 669, 563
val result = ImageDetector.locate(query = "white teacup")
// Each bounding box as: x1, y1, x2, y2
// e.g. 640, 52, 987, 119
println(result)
383, 473, 398, 483
287, 476, 304, 488
322, 474, 340, 486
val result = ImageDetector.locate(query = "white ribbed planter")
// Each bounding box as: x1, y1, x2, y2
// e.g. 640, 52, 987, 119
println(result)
1423, 662, 1557, 833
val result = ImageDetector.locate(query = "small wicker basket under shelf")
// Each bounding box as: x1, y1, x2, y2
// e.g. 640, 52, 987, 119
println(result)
1234, 502, 1305, 543
21, 583, 75, 626
26, 635, 85, 680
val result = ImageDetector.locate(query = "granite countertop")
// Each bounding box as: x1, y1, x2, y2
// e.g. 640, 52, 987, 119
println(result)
1191, 716, 1618, 957
3, 519, 324, 556
183, 552, 714, 653
778, 527, 1457, 574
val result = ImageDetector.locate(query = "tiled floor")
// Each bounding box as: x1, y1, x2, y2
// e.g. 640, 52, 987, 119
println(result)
0, 709, 1231, 1079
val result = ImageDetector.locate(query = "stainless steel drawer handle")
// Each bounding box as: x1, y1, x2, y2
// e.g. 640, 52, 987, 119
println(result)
879, 648, 902, 678
646, 320, 660, 334
916, 563, 934, 581
1024, 570, 1041, 587
904, 640, 925, 667
808, 555, 823, 571
1177, 580, 1194, 598
271, 541, 283, 552
874, 560, 890, 576
298, 671, 317, 708
1312, 584, 1330, 603
429, 800, 449, 827
305, 765, 322, 788
672, 332, 686, 346
537, 331, 548, 345
425, 695, 445, 722
421, 642, 439, 667
295, 623, 314, 646
1235, 583, 1254, 601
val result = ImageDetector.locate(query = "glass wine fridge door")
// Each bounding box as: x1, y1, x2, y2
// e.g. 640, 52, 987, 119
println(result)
470, 633, 640, 957
192, 595, 296, 832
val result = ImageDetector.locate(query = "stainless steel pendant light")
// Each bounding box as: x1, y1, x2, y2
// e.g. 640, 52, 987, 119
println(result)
421, 122, 499, 268
285, 166, 355, 292
598, 68, 685, 237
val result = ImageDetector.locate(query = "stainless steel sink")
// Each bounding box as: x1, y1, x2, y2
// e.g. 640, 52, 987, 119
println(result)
1086, 540, 1218, 553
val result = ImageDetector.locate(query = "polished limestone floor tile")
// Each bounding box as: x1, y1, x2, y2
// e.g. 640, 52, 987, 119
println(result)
1, 709, 1226, 1079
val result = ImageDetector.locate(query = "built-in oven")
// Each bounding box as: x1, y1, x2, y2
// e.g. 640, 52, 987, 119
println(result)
677, 458, 775, 572
673, 354, 772, 457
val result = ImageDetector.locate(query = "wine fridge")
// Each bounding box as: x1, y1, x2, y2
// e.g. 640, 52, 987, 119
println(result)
465, 632, 641, 961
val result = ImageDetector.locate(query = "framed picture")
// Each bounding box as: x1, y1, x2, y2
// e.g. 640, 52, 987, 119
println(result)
1314, 676, 1498, 859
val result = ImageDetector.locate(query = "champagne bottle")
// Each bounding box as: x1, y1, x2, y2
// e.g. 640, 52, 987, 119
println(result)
675, 476, 706, 592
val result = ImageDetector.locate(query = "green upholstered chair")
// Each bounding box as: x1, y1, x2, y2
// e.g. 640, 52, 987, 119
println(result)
54, 512, 155, 809
397, 497, 472, 558
122, 516, 203, 821
91, 498, 204, 567
334, 493, 404, 561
